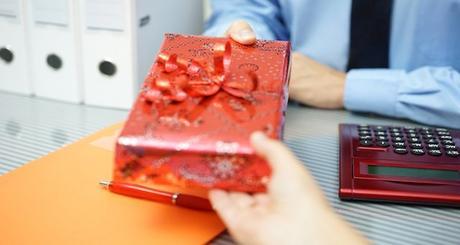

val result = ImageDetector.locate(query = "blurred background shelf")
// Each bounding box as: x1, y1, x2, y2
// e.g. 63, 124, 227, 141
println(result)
0, 92, 127, 174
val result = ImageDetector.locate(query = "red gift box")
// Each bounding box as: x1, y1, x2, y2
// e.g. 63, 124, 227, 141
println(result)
114, 34, 290, 192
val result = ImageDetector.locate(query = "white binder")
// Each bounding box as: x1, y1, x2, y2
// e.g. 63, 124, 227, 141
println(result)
0, 0, 32, 95
79, 0, 203, 109
28, 0, 82, 103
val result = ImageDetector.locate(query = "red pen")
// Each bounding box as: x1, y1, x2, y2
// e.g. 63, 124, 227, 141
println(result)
99, 180, 213, 211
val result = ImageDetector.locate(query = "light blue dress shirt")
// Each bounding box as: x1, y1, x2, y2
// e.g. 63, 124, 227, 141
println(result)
204, 0, 460, 128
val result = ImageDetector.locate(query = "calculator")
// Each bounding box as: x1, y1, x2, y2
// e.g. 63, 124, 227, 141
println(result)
339, 124, 460, 206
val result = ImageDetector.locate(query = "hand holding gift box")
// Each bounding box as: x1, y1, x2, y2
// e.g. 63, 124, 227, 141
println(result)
115, 34, 290, 192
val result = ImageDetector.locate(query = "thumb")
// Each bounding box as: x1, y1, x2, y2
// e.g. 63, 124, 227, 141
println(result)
250, 132, 319, 203
225, 20, 257, 45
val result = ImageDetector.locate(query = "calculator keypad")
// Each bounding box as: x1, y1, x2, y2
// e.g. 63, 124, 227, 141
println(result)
357, 125, 459, 157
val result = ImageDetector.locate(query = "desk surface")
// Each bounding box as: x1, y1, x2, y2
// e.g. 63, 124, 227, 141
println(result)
1, 92, 459, 245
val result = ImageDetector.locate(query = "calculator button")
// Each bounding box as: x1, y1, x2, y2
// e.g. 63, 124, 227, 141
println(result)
393, 142, 406, 148
425, 138, 439, 144
376, 136, 388, 141
435, 128, 448, 132
394, 148, 408, 154
374, 126, 386, 131
420, 130, 433, 135
411, 149, 425, 155
428, 150, 442, 156
406, 129, 417, 134
426, 144, 440, 150
375, 131, 387, 136
404, 126, 416, 130
445, 145, 457, 150
437, 131, 450, 136
446, 150, 459, 157
407, 133, 419, 138
408, 137, 420, 143
441, 140, 455, 146
390, 128, 401, 132
439, 135, 453, 140
376, 141, 390, 147
392, 137, 405, 142
359, 140, 373, 146
390, 132, 403, 137
359, 135, 373, 140
358, 126, 370, 131
359, 131, 371, 136
422, 134, 435, 139
410, 143, 423, 149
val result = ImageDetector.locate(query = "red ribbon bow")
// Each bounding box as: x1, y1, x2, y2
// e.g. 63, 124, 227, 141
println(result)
142, 41, 257, 103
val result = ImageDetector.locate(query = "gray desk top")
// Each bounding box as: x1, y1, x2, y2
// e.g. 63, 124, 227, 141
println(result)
1, 92, 459, 245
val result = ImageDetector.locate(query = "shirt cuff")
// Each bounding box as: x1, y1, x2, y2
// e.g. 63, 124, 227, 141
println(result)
344, 69, 407, 118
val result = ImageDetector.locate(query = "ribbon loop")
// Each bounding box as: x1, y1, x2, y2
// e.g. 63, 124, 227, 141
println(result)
142, 40, 257, 103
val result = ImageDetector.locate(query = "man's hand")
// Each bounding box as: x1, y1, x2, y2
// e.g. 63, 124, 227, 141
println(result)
225, 20, 257, 45
225, 21, 346, 109
290, 52, 346, 109
209, 132, 368, 245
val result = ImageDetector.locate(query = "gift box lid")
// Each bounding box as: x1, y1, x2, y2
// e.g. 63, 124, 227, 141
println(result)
117, 33, 291, 156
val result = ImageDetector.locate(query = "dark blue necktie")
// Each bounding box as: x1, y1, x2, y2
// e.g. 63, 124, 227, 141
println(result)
347, 0, 394, 70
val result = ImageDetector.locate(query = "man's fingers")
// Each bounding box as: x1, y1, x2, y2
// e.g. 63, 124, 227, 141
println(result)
225, 20, 256, 45
253, 193, 271, 206
250, 132, 302, 175
228, 192, 255, 208
250, 132, 316, 201
209, 190, 244, 228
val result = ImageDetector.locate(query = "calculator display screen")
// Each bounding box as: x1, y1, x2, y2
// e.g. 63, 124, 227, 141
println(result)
368, 165, 460, 180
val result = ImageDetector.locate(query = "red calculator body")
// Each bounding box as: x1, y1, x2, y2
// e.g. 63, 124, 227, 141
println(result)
339, 124, 460, 206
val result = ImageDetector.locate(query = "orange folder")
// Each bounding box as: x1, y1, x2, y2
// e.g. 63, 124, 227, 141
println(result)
0, 123, 225, 245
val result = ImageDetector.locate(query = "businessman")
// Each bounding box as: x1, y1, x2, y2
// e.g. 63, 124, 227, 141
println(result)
205, 0, 460, 129
205, 1, 459, 244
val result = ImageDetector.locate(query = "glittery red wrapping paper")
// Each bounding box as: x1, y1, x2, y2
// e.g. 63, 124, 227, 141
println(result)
114, 34, 290, 192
